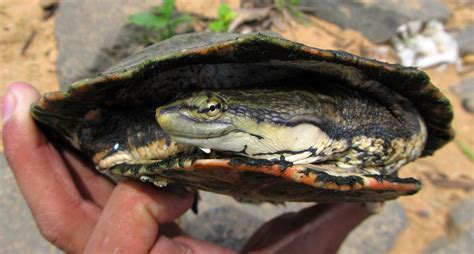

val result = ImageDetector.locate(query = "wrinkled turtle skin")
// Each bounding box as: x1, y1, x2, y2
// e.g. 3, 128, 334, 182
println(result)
31, 32, 453, 203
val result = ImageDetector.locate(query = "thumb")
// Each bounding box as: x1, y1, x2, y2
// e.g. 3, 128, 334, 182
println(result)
2, 82, 40, 124
2, 82, 46, 184
2, 82, 42, 142
2, 82, 45, 177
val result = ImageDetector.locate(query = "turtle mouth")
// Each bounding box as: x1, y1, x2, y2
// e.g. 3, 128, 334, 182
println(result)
156, 110, 235, 139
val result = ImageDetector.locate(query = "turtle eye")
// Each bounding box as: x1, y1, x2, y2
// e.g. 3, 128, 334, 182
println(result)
198, 99, 223, 119
188, 92, 226, 120
205, 102, 222, 117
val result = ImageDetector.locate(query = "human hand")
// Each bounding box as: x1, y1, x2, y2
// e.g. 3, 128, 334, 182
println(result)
2, 82, 369, 253
2, 82, 233, 253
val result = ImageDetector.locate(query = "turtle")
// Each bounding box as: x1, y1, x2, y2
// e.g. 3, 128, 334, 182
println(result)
31, 32, 453, 203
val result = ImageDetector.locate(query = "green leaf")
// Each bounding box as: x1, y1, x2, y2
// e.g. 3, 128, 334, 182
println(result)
223, 11, 237, 22
290, 0, 299, 6
217, 4, 236, 21
209, 3, 236, 32
129, 11, 168, 29
209, 21, 225, 32
129, 0, 192, 42
217, 4, 231, 19
161, 0, 176, 19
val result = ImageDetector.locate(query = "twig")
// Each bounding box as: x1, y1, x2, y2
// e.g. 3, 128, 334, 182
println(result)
20, 30, 37, 56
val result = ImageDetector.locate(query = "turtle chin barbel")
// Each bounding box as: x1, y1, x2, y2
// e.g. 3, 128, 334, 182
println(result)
31, 32, 453, 203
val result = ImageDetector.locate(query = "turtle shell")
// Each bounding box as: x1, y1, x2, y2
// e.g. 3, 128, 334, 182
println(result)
31, 32, 453, 202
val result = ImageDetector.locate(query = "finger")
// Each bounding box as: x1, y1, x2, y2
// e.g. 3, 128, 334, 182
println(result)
84, 181, 194, 252
154, 224, 236, 253
60, 148, 115, 207
2, 83, 100, 252
156, 236, 235, 254
242, 203, 369, 253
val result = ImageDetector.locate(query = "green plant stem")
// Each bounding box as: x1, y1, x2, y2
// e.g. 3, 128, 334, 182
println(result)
455, 139, 474, 162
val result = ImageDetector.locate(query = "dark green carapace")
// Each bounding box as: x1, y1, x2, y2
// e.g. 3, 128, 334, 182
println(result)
31, 32, 453, 202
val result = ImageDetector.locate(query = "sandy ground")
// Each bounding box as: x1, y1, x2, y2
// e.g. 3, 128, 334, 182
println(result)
0, 0, 473, 253
0, 0, 58, 151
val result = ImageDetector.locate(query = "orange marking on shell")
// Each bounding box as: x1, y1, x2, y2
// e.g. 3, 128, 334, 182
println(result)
190, 43, 236, 58
37, 92, 65, 108
179, 159, 419, 193
364, 178, 419, 193
187, 159, 284, 176
302, 46, 335, 59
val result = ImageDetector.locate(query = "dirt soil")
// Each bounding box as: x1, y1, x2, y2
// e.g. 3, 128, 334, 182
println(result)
0, 0, 473, 253
0, 0, 58, 151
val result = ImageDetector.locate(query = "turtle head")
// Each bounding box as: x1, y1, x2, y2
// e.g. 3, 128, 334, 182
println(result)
156, 90, 297, 157
156, 91, 236, 142
156, 90, 332, 163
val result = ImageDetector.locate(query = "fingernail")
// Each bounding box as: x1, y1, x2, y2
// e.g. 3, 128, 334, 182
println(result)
2, 91, 16, 124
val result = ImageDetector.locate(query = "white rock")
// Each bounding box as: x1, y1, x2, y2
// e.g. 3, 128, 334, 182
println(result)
391, 20, 460, 69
